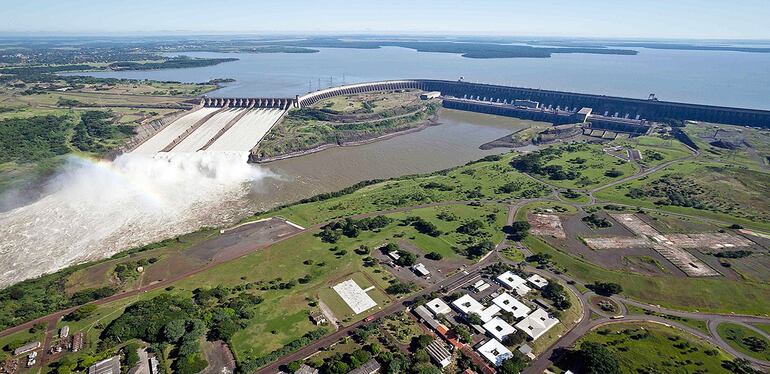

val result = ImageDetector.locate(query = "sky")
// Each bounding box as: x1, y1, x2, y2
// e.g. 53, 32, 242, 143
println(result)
2, 0, 769, 40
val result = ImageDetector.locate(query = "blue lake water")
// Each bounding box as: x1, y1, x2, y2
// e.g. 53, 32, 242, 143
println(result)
72, 46, 770, 110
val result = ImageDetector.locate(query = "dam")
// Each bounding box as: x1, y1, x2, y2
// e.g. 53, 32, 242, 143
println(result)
130, 98, 291, 155
131, 79, 770, 157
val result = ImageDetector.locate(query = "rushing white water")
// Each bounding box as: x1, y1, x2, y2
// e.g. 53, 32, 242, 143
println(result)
0, 151, 274, 288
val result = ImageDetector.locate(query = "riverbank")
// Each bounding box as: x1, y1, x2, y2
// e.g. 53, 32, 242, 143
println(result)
252, 114, 441, 163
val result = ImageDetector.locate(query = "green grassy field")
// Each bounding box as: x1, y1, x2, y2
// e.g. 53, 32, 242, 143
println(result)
611, 135, 693, 168
522, 236, 770, 316
595, 160, 770, 231
567, 322, 734, 374
317, 271, 391, 325
172, 202, 506, 362
528, 143, 639, 189
755, 323, 770, 336
716, 323, 770, 361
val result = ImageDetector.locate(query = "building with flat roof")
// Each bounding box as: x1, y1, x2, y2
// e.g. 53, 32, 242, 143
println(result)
451, 294, 484, 315
426, 339, 452, 368
388, 251, 400, 261
89, 356, 121, 374
412, 263, 430, 277
576, 107, 593, 122
515, 308, 559, 341
476, 305, 501, 323
482, 317, 516, 341
13, 342, 40, 356
476, 339, 513, 367
527, 274, 548, 289
496, 271, 531, 296
492, 293, 531, 318
420, 91, 441, 100
414, 305, 441, 330
426, 298, 452, 315
473, 280, 491, 292
59, 326, 70, 339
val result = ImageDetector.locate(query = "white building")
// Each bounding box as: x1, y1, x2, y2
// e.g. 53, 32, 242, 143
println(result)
515, 308, 559, 341
476, 305, 502, 323
412, 263, 431, 277
477, 339, 513, 367
388, 251, 400, 261
482, 317, 517, 341
492, 293, 532, 318
473, 280, 491, 292
426, 298, 452, 316
451, 294, 484, 315
527, 274, 548, 289
496, 271, 531, 296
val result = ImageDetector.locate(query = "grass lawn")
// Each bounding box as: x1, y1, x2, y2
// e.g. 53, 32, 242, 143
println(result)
611, 135, 693, 168
716, 323, 770, 361
514, 201, 578, 221
522, 236, 770, 316
317, 271, 391, 326
528, 143, 639, 190
754, 323, 770, 336
567, 322, 733, 374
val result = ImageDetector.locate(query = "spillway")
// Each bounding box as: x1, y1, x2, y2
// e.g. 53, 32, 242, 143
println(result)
170, 108, 246, 152
206, 108, 284, 152
132, 107, 220, 154
130, 106, 286, 157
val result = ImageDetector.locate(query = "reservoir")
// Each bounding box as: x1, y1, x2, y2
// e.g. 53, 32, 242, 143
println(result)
71, 46, 770, 110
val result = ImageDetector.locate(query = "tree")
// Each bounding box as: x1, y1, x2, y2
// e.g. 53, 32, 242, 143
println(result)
467, 240, 494, 258
507, 221, 531, 241
66, 304, 98, 321
588, 282, 623, 297
286, 360, 302, 373
577, 342, 620, 374
425, 252, 443, 261
722, 358, 763, 374
395, 250, 417, 267
499, 352, 527, 374
454, 324, 472, 344
457, 220, 485, 235
163, 319, 186, 342
411, 335, 433, 351
355, 245, 370, 255
466, 313, 484, 326
386, 282, 414, 295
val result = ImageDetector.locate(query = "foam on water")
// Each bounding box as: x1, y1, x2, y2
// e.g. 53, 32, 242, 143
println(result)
0, 151, 274, 288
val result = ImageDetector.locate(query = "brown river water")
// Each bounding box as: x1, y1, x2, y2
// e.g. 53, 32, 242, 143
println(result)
247, 109, 538, 211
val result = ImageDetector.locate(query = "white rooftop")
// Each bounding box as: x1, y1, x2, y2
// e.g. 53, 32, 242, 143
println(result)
413, 263, 430, 276
451, 294, 484, 315
477, 339, 513, 367
332, 279, 377, 315
482, 317, 517, 341
496, 271, 531, 296
476, 305, 502, 323
527, 274, 548, 289
426, 298, 452, 315
492, 293, 532, 318
515, 308, 559, 341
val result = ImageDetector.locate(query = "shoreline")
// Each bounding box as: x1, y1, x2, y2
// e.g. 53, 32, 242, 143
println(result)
251, 116, 441, 164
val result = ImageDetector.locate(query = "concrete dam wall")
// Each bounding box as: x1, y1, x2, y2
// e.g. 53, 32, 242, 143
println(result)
296, 79, 770, 128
